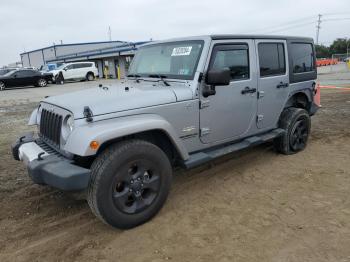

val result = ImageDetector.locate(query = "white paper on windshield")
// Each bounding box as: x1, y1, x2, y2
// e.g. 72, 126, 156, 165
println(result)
171, 46, 192, 56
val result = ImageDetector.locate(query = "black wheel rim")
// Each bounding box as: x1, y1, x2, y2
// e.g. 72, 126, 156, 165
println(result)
290, 118, 309, 151
112, 159, 161, 214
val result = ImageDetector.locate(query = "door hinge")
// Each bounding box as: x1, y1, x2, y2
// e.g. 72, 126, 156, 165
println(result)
258, 91, 265, 99
257, 115, 264, 122
200, 127, 211, 136
199, 100, 210, 109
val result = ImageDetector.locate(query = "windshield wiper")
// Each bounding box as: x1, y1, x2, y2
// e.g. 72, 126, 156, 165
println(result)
127, 74, 142, 83
148, 74, 170, 86
127, 74, 141, 78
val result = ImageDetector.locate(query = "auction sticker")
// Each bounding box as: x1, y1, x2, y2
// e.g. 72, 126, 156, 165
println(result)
171, 46, 192, 56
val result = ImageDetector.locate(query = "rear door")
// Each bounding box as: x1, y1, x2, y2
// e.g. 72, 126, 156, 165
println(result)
200, 39, 258, 144
255, 40, 290, 129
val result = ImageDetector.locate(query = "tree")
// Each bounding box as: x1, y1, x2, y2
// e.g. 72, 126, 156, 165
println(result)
315, 44, 331, 58
329, 38, 350, 55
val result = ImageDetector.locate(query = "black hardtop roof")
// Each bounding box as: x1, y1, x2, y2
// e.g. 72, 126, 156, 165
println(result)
210, 34, 314, 42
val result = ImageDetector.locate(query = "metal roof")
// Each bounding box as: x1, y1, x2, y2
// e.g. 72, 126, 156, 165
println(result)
20, 40, 127, 55
45, 41, 149, 63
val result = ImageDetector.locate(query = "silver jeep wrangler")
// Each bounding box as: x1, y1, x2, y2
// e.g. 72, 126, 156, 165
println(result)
12, 35, 318, 229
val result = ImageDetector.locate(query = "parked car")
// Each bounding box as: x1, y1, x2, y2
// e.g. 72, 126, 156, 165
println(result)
12, 35, 318, 229
50, 62, 98, 83
0, 69, 53, 91
40, 63, 64, 72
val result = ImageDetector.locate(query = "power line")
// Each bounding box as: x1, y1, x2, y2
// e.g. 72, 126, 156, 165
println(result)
323, 18, 350, 22
261, 21, 316, 34
244, 15, 316, 34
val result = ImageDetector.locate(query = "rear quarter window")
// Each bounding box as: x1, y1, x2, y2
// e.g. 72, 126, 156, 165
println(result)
287, 40, 317, 83
290, 43, 315, 73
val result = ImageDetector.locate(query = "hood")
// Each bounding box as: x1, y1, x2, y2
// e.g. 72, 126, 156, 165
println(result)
43, 80, 194, 119
50, 69, 59, 76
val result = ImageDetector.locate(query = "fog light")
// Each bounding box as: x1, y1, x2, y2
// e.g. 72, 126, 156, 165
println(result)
90, 141, 99, 150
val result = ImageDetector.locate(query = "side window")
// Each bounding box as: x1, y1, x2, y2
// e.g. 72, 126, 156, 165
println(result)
14, 71, 25, 77
258, 43, 286, 77
210, 45, 249, 81
291, 43, 315, 73
82, 63, 93, 68
16, 70, 34, 77
73, 64, 83, 69
65, 64, 74, 70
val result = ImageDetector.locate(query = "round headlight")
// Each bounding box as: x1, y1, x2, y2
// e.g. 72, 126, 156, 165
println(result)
66, 115, 74, 132
61, 115, 74, 142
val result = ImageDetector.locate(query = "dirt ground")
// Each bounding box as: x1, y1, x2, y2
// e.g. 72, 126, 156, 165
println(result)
0, 86, 350, 261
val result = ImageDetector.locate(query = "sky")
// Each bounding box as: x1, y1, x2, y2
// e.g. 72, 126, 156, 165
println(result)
0, 0, 349, 66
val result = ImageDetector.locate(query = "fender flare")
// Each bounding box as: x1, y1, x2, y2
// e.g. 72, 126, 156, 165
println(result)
63, 114, 190, 160
28, 108, 38, 125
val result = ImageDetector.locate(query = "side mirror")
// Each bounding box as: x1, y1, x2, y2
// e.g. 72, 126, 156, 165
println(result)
206, 68, 231, 86
13, 74, 17, 78
63, 68, 67, 71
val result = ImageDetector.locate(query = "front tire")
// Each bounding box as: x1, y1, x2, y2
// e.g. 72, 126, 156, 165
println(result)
87, 139, 172, 229
0, 81, 5, 91
37, 78, 47, 87
274, 108, 311, 155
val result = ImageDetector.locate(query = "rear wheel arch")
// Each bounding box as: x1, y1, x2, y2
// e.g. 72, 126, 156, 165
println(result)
285, 92, 312, 113
86, 71, 95, 80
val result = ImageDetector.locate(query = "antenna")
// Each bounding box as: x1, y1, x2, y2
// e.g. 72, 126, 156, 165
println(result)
108, 26, 112, 41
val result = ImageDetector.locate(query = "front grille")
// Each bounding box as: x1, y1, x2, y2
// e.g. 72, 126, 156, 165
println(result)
39, 108, 62, 146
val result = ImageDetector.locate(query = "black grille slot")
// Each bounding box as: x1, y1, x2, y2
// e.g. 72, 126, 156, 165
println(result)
40, 109, 62, 146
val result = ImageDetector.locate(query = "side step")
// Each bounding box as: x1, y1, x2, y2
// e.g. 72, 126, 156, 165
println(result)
183, 128, 285, 169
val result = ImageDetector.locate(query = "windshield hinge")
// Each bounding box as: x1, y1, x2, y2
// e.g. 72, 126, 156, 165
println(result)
83, 106, 94, 122
198, 72, 204, 82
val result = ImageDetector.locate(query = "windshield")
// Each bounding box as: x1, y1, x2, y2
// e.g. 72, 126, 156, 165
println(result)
3, 70, 16, 77
128, 40, 204, 80
56, 64, 67, 70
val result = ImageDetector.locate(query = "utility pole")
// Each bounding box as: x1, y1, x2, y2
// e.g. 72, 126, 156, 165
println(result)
316, 14, 322, 45
108, 26, 112, 41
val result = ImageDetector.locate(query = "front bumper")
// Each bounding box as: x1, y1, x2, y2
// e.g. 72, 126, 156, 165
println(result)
12, 132, 90, 191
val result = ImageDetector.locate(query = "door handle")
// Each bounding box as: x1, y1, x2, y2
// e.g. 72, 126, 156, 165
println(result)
276, 82, 289, 89
241, 86, 257, 94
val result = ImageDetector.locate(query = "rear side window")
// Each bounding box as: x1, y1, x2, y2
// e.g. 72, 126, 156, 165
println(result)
258, 43, 286, 77
210, 45, 249, 81
290, 43, 315, 73
73, 64, 83, 69
16, 70, 36, 77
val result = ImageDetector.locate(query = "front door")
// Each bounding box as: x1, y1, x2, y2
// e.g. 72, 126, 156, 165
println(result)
62, 64, 75, 80
200, 40, 258, 144
255, 40, 290, 129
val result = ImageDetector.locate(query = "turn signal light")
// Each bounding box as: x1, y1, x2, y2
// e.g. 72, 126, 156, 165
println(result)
90, 141, 100, 150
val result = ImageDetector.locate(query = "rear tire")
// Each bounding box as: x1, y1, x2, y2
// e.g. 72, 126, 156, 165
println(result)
274, 107, 311, 155
86, 72, 94, 81
87, 139, 172, 229
0, 81, 5, 91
